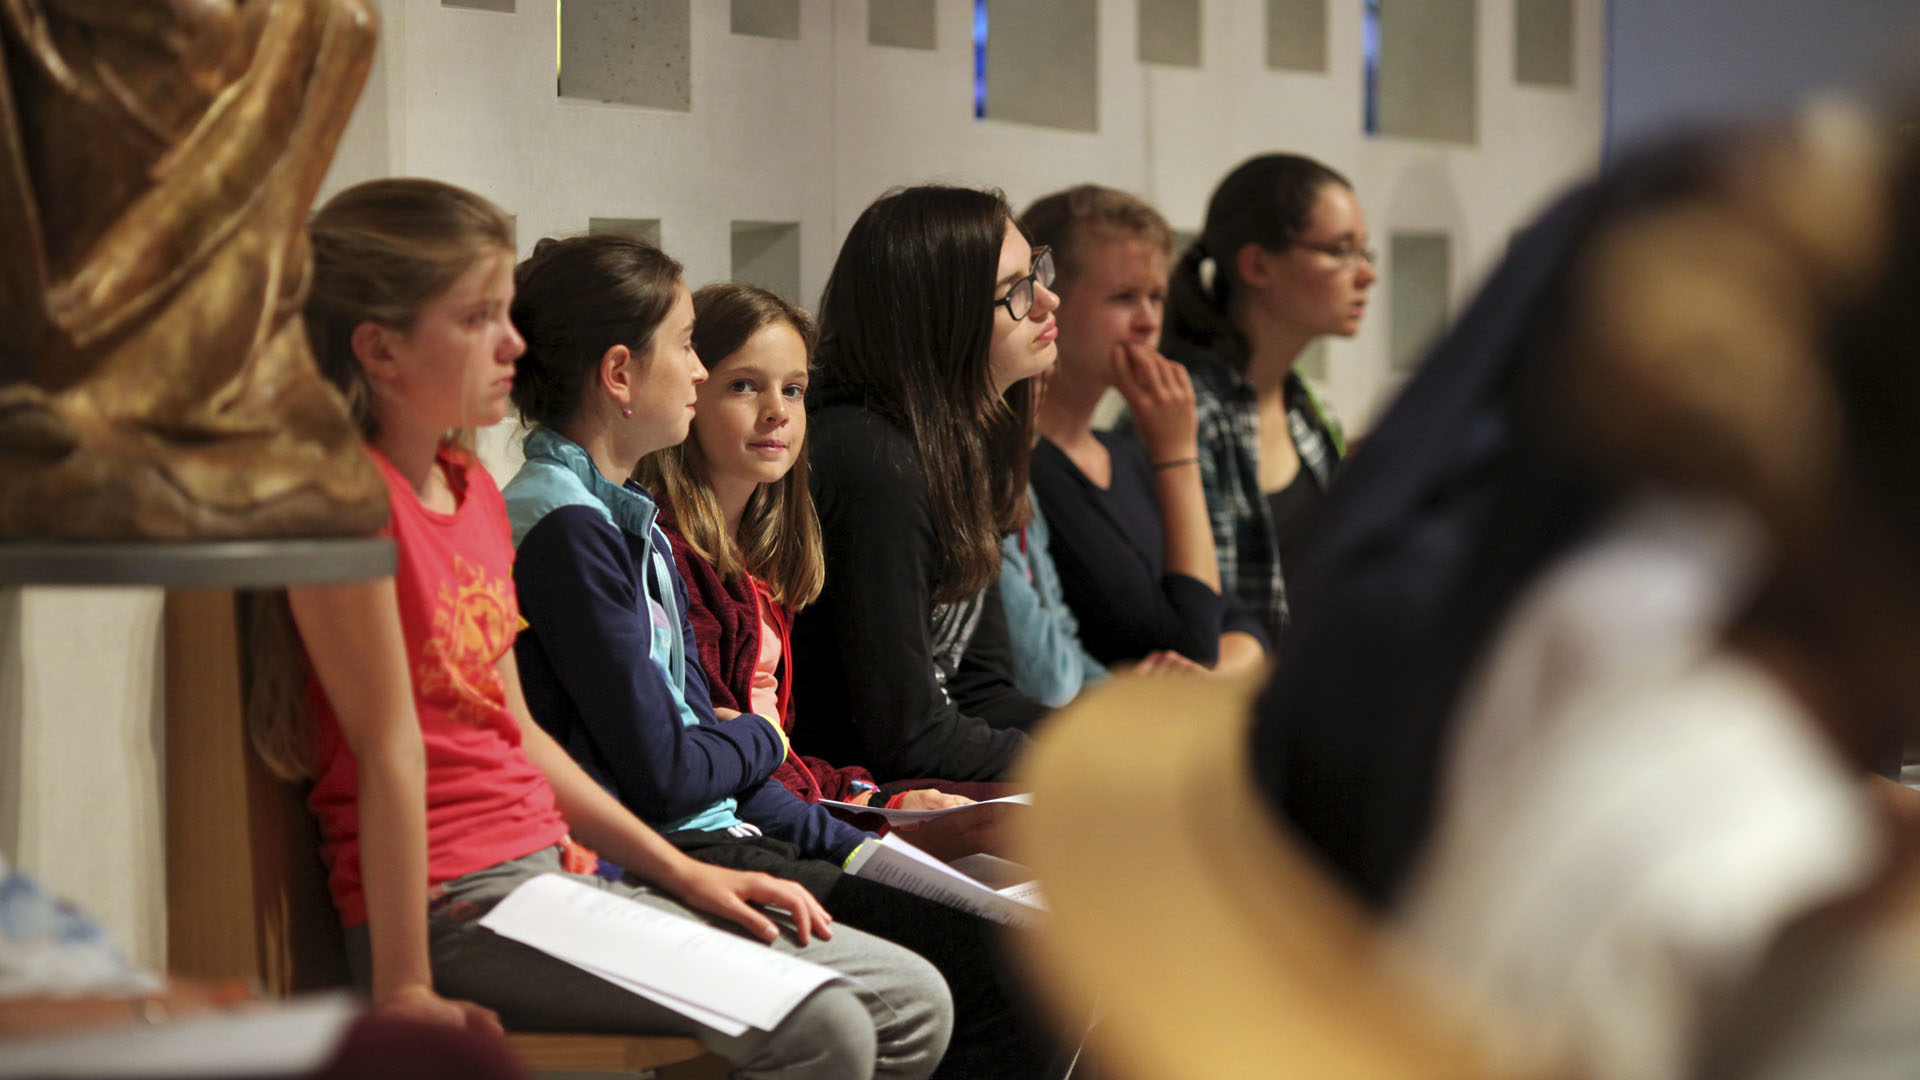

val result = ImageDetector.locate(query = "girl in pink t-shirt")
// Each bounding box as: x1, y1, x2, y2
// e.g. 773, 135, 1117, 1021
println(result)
245, 179, 950, 1080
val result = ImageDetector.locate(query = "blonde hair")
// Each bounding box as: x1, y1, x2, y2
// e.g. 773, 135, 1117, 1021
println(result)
636, 283, 825, 609
248, 178, 516, 781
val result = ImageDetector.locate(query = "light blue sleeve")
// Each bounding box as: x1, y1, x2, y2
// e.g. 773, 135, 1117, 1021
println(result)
998, 494, 1109, 708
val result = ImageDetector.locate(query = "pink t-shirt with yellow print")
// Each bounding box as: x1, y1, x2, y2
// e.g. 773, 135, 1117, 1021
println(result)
307, 447, 567, 927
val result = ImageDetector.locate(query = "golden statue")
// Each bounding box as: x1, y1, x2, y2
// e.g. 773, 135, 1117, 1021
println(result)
0, 0, 386, 539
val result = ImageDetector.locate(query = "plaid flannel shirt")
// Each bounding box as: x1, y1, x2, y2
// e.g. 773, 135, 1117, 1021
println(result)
1124, 349, 1344, 640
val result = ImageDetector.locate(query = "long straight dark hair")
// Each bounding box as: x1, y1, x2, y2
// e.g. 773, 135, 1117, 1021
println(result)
1164, 153, 1352, 370
813, 184, 1035, 605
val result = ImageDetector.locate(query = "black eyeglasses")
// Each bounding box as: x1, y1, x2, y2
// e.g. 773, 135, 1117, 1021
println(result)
1294, 240, 1378, 267
993, 246, 1055, 321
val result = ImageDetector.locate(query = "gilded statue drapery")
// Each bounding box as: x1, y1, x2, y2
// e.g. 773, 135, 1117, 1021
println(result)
0, 0, 387, 539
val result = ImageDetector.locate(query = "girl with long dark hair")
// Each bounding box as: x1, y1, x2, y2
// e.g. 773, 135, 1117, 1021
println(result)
793, 184, 1060, 783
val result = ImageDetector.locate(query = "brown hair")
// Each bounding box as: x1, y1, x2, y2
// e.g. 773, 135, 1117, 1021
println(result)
510, 234, 686, 430
636, 283, 825, 609
249, 177, 515, 781
303, 178, 517, 440
1019, 184, 1175, 292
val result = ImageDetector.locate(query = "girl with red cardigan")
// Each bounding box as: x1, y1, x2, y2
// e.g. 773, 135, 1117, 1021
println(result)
637, 284, 1011, 815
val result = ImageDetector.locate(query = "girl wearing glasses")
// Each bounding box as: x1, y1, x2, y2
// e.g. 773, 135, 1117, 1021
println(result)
793, 185, 1060, 784
1151, 153, 1376, 639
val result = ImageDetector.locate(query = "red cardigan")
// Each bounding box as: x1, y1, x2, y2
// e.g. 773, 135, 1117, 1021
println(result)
661, 519, 882, 804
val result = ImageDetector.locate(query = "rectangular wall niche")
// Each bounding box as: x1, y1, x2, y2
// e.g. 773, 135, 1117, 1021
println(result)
559, 0, 691, 112
1139, 0, 1200, 68
1373, 0, 1476, 141
1388, 233, 1451, 375
444, 0, 514, 10
1515, 0, 1574, 86
870, 0, 935, 49
731, 221, 803, 305
1266, 0, 1327, 72
982, 0, 1098, 132
732, 0, 799, 40
589, 217, 664, 246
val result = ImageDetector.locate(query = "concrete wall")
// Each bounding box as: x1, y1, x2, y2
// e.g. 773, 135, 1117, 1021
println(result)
1606, 0, 1920, 153
6, 0, 1607, 968
0, 589, 168, 968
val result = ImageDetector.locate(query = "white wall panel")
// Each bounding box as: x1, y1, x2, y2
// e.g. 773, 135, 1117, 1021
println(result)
1266, 0, 1329, 72
560, 1, 693, 111
869, 0, 936, 48
984, 1, 1101, 132
731, 220, 805, 304
30, 1, 1608, 965
589, 216, 665, 244
330, 0, 1606, 476
0, 588, 166, 967
1139, 0, 1201, 68
1516, 0, 1574, 86
733, 0, 802, 39
1377, 0, 1478, 142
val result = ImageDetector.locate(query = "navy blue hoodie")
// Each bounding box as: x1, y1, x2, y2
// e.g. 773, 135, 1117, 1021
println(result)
504, 427, 870, 863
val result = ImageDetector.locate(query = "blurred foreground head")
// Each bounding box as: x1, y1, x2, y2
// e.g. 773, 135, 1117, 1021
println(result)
1560, 97, 1920, 761
1007, 92, 1920, 1080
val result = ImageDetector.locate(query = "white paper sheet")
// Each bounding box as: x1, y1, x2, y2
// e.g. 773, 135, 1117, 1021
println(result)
0, 993, 360, 1078
947, 853, 1047, 908
845, 834, 1046, 928
571, 963, 751, 1036
477, 874, 839, 1033
817, 793, 1032, 825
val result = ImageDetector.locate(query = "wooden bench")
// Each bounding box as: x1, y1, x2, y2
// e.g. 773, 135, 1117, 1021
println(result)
162, 588, 726, 1078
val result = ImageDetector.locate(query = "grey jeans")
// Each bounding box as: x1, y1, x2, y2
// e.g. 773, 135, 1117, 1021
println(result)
346, 847, 953, 1080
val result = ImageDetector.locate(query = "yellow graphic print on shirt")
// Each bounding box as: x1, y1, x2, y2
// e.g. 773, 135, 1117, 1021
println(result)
417, 554, 520, 726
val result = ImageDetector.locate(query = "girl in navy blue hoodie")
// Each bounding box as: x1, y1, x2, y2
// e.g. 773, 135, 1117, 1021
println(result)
501, 234, 1058, 1080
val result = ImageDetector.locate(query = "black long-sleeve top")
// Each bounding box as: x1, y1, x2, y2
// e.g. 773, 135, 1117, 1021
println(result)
1029, 431, 1269, 666
791, 395, 1044, 782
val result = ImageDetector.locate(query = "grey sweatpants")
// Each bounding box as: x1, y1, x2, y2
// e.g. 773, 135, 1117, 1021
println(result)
346, 847, 953, 1080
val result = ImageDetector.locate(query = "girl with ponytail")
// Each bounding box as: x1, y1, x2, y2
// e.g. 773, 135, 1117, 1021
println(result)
1148, 154, 1375, 638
